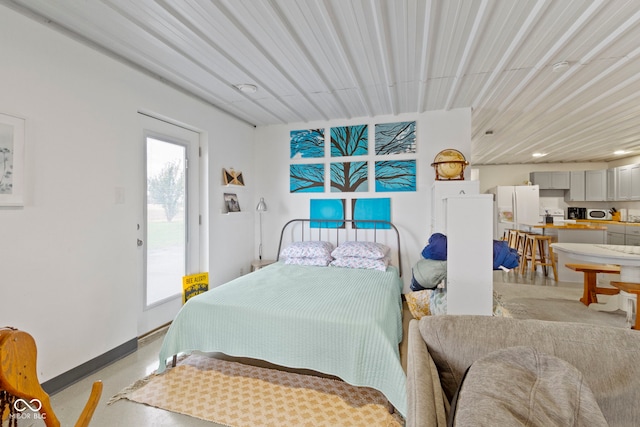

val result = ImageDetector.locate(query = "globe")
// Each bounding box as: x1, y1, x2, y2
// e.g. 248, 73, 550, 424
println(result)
430, 149, 469, 180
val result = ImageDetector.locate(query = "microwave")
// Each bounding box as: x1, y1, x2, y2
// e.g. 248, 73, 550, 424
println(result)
587, 209, 612, 220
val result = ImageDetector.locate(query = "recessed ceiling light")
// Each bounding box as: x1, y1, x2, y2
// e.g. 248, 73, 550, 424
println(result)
614, 150, 629, 155
552, 61, 569, 72
532, 152, 547, 158
234, 83, 257, 94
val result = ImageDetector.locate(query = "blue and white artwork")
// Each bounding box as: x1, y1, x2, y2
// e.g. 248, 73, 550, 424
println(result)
310, 198, 345, 228
375, 160, 416, 192
352, 198, 391, 229
330, 161, 368, 192
290, 129, 324, 159
330, 125, 368, 157
290, 163, 324, 193
375, 121, 416, 155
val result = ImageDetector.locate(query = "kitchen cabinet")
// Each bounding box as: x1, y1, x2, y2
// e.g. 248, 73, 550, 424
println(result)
530, 171, 570, 189
607, 168, 616, 201
566, 171, 585, 202
585, 169, 607, 201
614, 164, 640, 201
617, 165, 631, 200
626, 225, 640, 245
631, 165, 640, 200
607, 232, 626, 245
625, 235, 640, 246
602, 224, 640, 245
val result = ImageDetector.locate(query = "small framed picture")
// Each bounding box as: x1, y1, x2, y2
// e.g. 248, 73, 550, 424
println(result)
223, 168, 245, 186
224, 193, 241, 212
0, 113, 25, 206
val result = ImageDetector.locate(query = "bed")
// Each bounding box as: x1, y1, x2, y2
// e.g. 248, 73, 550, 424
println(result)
157, 219, 407, 417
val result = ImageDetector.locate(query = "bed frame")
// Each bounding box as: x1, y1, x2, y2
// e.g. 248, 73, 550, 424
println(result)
276, 218, 402, 277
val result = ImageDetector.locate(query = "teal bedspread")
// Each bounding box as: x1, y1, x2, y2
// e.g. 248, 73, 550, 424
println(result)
157, 262, 407, 417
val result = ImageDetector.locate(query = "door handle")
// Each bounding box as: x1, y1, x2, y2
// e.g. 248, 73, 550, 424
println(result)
137, 239, 144, 247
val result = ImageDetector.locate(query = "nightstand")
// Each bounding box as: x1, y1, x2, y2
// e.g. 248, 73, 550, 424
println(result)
251, 259, 276, 272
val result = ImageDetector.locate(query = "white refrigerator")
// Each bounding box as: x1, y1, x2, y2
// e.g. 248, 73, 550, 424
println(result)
487, 185, 540, 240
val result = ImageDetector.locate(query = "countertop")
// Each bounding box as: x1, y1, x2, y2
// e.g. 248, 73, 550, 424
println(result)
534, 223, 607, 230
576, 220, 640, 227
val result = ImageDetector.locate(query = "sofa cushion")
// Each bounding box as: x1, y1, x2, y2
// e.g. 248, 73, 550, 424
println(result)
418, 315, 640, 426
448, 346, 607, 426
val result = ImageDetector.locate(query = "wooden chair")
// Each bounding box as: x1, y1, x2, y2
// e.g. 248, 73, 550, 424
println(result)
0, 327, 103, 427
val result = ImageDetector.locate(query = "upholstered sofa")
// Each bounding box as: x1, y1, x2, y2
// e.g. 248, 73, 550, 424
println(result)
407, 315, 640, 426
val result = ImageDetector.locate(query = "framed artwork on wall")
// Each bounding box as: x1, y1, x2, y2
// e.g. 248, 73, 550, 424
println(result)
290, 129, 325, 159
224, 193, 241, 212
352, 197, 391, 229
375, 121, 416, 154
330, 125, 368, 157
375, 160, 416, 192
290, 163, 324, 193
223, 168, 244, 186
310, 198, 345, 228
330, 161, 368, 192
0, 113, 25, 206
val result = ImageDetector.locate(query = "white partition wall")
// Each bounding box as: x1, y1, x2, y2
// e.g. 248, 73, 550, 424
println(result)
431, 181, 480, 234
445, 194, 493, 315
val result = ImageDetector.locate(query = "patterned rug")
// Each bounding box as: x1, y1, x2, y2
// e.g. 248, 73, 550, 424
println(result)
110, 354, 404, 427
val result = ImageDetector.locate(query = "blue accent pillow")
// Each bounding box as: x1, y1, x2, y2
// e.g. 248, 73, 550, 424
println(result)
421, 233, 447, 260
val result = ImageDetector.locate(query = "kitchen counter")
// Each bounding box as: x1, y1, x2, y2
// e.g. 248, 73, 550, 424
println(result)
534, 223, 608, 230
577, 219, 640, 227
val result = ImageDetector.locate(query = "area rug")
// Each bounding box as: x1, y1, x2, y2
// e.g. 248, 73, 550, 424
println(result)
110, 354, 404, 427
494, 282, 629, 329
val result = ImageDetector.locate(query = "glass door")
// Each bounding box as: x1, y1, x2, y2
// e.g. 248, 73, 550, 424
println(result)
145, 138, 186, 306
138, 114, 200, 336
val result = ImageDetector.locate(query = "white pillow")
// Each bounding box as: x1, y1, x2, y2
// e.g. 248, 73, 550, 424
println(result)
330, 256, 390, 271
284, 256, 333, 267
280, 241, 334, 259
331, 241, 390, 259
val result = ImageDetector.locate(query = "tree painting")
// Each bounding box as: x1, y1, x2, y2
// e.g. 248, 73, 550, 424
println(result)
331, 161, 368, 192
375, 121, 416, 154
290, 163, 324, 193
148, 160, 185, 221
330, 125, 368, 157
0, 146, 12, 194
290, 128, 324, 159
375, 160, 416, 192
0, 122, 13, 195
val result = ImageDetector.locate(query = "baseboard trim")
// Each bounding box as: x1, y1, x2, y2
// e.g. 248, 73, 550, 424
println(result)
42, 338, 138, 395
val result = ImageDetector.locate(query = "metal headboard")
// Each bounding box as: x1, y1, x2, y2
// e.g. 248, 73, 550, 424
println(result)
276, 218, 402, 277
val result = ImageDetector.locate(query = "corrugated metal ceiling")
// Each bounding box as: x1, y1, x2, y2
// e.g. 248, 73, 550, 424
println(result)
2, 0, 640, 164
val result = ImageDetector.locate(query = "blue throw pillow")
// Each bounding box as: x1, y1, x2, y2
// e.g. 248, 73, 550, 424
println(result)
421, 233, 448, 260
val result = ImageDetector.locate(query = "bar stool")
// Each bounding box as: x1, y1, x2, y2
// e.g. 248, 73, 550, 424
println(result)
522, 234, 558, 281
507, 229, 518, 249
516, 231, 529, 273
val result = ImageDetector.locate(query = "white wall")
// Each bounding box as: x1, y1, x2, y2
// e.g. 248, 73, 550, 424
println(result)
253, 109, 472, 292
0, 8, 255, 382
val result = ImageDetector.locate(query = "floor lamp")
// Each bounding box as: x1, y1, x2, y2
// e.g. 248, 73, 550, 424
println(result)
256, 197, 267, 260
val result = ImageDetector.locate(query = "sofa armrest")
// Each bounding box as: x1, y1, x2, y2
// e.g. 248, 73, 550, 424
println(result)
406, 319, 448, 427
